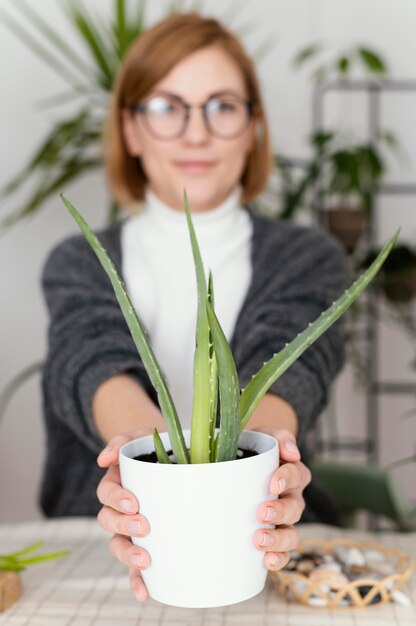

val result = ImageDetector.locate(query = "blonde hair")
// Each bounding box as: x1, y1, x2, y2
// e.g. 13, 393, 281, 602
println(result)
104, 12, 272, 207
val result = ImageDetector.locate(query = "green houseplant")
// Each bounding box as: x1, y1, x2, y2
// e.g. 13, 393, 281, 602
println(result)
276, 42, 397, 253
62, 191, 397, 607
279, 130, 388, 253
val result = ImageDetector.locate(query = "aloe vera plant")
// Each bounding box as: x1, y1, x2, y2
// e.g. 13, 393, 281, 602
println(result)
0, 541, 69, 572
61, 192, 398, 464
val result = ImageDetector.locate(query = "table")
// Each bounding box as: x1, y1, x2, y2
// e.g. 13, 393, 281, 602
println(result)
0, 519, 414, 626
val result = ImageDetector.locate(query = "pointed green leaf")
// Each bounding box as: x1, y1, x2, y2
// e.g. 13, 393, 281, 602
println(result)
153, 428, 172, 464
240, 230, 400, 429
0, 9, 84, 87
206, 300, 240, 462
207, 271, 218, 461
65, 2, 113, 88
184, 192, 211, 463
292, 42, 322, 68
61, 194, 190, 464
12, 0, 93, 81
358, 47, 388, 75
0, 542, 44, 560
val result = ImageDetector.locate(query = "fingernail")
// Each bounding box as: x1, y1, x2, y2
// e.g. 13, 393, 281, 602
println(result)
134, 589, 147, 603
269, 553, 282, 567
129, 553, 145, 567
264, 507, 277, 522
285, 440, 299, 453
260, 533, 274, 547
119, 499, 133, 513
278, 478, 287, 493
127, 520, 143, 535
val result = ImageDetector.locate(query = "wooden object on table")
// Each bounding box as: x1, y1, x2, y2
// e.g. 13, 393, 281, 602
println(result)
0, 571, 22, 612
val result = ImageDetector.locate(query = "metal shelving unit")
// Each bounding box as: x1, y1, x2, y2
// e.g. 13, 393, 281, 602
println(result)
311, 78, 416, 464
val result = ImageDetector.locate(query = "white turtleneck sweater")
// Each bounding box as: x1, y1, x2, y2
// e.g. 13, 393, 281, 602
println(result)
121, 188, 253, 428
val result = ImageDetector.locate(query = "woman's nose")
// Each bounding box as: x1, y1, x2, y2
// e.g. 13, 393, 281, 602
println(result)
182, 107, 211, 144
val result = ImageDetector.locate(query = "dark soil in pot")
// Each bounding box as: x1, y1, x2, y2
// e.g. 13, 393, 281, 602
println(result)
135, 447, 259, 463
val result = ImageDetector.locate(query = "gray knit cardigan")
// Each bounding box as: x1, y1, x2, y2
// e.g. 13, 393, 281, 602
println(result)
40, 208, 347, 518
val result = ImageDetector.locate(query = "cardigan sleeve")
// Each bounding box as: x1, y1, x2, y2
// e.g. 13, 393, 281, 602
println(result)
231, 220, 348, 446
41, 229, 155, 455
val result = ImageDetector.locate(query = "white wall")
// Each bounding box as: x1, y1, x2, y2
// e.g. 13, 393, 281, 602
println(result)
1, 0, 415, 522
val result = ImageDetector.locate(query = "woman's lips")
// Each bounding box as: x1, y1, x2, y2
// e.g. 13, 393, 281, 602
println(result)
174, 160, 216, 174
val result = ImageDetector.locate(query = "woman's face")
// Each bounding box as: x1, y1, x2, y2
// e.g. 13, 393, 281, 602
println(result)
122, 45, 258, 212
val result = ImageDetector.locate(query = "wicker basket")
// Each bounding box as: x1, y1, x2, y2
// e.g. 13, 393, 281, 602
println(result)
270, 537, 414, 609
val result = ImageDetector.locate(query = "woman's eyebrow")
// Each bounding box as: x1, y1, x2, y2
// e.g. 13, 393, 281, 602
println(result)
146, 88, 246, 101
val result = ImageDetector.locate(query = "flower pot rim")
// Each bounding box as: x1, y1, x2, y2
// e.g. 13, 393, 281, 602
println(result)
119, 429, 278, 468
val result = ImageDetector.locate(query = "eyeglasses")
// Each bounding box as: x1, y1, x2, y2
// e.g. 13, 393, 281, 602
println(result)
128, 91, 255, 140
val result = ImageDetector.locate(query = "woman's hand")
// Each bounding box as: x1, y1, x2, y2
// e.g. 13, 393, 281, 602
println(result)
96, 427, 154, 603
249, 427, 311, 571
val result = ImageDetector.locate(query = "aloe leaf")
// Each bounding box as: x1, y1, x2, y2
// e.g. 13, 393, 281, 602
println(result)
206, 301, 240, 462
0, 541, 44, 559
240, 229, 400, 429
207, 272, 218, 462
11, 551, 70, 567
153, 428, 172, 464
61, 194, 190, 464
184, 192, 211, 463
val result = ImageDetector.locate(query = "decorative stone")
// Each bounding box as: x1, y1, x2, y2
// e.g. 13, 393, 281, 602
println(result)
307, 594, 328, 607
345, 547, 366, 568
391, 589, 411, 607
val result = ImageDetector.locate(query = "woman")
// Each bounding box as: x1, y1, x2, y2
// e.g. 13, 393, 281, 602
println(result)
41, 13, 346, 603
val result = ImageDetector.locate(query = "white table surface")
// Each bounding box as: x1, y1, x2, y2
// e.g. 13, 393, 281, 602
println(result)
0, 519, 415, 626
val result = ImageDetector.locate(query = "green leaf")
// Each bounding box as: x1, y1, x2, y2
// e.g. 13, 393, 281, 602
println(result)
239, 230, 400, 429
337, 56, 350, 75
0, 541, 44, 559
0, 8, 84, 87
207, 271, 218, 462
1, 158, 102, 229
61, 194, 190, 464
12, 0, 93, 81
184, 192, 212, 464
206, 301, 240, 462
358, 47, 388, 75
65, 1, 114, 89
292, 42, 322, 68
153, 428, 172, 464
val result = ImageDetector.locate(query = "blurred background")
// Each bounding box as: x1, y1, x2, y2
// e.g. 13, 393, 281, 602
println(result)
0, 0, 415, 525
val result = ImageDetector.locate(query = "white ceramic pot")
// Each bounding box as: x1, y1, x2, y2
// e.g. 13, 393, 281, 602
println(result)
119, 428, 278, 608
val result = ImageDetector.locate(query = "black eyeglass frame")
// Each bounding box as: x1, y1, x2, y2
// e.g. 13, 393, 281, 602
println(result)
128, 91, 256, 141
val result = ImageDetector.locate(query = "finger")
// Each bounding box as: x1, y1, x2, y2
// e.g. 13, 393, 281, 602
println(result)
109, 533, 151, 570
257, 492, 305, 526
270, 461, 311, 495
253, 427, 301, 463
97, 505, 149, 537
129, 567, 149, 603
96, 465, 139, 514
264, 551, 291, 571
253, 524, 300, 553
97, 427, 154, 468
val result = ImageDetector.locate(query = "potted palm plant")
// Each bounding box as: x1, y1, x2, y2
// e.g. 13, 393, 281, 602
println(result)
62, 192, 397, 608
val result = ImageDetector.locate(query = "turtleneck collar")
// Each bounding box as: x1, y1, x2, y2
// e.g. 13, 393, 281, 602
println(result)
142, 187, 244, 233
